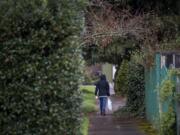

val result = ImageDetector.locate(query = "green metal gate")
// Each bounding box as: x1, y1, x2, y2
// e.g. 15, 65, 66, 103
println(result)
145, 53, 169, 124
145, 52, 180, 134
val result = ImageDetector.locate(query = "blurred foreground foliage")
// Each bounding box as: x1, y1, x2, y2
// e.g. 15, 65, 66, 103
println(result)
0, 0, 85, 134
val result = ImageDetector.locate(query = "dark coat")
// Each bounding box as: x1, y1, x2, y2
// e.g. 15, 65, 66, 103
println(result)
95, 75, 110, 97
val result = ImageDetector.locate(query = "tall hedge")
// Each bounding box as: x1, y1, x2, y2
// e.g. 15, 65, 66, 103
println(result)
114, 60, 129, 96
114, 61, 145, 115
0, 0, 85, 134
126, 62, 145, 115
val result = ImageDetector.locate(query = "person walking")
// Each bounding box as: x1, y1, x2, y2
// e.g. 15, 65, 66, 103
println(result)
95, 75, 110, 116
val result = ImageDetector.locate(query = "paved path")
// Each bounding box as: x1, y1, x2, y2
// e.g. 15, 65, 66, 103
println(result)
88, 96, 145, 135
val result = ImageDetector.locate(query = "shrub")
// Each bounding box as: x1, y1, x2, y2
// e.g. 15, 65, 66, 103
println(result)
114, 60, 129, 96
126, 62, 145, 115
0, 0, 85, 134
158, 71, 176, 135
114, 61, 145, 116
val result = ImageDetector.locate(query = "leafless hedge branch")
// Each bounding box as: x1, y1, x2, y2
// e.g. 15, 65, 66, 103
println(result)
84, 0, 159, 49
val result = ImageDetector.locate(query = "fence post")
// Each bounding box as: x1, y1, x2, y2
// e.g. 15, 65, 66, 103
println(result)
176, 76, 180, 135
156, 53, 162, 132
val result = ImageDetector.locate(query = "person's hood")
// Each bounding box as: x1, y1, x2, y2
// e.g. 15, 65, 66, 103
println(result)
100, 75, 106, 81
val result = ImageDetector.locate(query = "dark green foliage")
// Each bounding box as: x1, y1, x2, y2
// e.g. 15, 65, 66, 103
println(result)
114, 60, 145, 115
126, 62, 145, 115
0, 0, 85, 134
114, 60, 129, 96
83, 38, 138, 65
82, 43, 123, 65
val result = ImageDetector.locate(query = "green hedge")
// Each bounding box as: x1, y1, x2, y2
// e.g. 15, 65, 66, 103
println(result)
0, 0, 85, 134
114, 60, 129, 96
126, 62, 145, 115
114, 61, 145, 115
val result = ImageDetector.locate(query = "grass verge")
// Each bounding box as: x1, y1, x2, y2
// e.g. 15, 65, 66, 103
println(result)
81, 116, 89, 135
80, 85, 97, 135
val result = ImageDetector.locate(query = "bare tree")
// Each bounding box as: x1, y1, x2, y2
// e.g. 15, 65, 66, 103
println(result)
84, 0, 158, 49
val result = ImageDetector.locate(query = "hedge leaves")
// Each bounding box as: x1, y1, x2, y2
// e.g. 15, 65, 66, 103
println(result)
0, 0, 85, 134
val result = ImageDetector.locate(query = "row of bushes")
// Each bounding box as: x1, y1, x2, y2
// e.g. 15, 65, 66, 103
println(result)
0, 0, 85, 134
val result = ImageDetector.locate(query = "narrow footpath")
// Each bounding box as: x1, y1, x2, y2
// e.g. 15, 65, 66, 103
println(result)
88, 96, 145, 135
